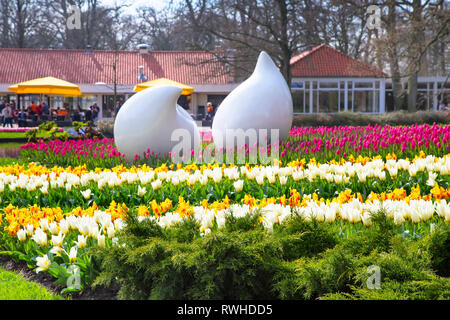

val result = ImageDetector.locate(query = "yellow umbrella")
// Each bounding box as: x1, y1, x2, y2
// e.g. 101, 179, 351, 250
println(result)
8, 76, 82, 96
133, 78, 194, 95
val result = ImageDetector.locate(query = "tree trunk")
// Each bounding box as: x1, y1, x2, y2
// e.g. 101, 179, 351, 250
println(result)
1, 0, 10, 47
407, 0, 425, 112
386, 0, 403, 110
407, 72, 418, 112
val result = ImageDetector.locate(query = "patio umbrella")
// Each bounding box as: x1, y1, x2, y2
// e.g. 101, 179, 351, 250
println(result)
133, 78, 194, 95
8, 76, 82, 96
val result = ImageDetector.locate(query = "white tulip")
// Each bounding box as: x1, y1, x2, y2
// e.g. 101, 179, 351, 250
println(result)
59, 219, 69, 234
151, 179, 162, 190
48, 222, 59, 235
81, 189, 92, 200
32, 228, 47, 247
233, 180, 244, 192
76, 235, 87, 249
17, 229, 27, 242
68, 246, 77, 263
51, 232, 64, 247
36, 254, 51, 273
98, 234, 106, 248
137, 185, 147, 197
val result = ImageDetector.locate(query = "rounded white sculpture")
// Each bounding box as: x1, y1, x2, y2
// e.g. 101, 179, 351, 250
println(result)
114, 85, 200, 160
212, 51, 293, 148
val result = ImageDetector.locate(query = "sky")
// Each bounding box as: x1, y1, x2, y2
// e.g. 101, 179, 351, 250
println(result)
100, 0, 178, 15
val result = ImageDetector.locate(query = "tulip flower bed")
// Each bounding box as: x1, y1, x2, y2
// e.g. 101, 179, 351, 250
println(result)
0, 123, 449, 299
17, 124, 449, 169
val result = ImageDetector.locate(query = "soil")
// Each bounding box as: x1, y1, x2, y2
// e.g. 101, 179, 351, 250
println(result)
0, 255, 119, 300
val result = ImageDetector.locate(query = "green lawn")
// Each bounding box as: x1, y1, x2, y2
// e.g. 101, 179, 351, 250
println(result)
0, 267, 64, 300
0, 131, 49, 139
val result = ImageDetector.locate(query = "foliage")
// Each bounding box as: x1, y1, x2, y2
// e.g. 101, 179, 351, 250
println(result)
93, 209, 450, 300
426, 225, 450, 277
25, 121, 68, 143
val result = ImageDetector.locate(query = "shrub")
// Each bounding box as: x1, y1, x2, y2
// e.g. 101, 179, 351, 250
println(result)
276, 214, 338, 260
292, 111, 450, 127
94, 217, 289, 300
321, 277, 450, 300
342, 210, 397, 255
426, 224, 450, 277
294, 246, 357, 300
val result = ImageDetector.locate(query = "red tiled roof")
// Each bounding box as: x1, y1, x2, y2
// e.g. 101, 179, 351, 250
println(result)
0, 48, 233, 85
290, 44, 387, 78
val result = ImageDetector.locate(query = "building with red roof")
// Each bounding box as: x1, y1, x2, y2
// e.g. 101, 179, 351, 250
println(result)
0, 46, 238, 119
290, 44, 388, 113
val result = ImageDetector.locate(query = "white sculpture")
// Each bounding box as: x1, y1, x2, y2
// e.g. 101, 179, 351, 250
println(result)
212, 51, 293, 148
114, 85, 200, 160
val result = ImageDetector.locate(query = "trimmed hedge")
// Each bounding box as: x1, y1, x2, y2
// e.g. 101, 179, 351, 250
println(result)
293, 111, 450, 127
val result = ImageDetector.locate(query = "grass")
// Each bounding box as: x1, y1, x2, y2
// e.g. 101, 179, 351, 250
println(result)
0, 132, 49, 139
0, 142, 24, 148
0, 267, 64, 300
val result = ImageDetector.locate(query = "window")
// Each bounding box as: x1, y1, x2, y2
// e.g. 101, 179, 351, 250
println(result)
353, 91, 374, 112
355, 82, 373, 88
319, 81, 338, 89
319, 91, 339, 113
292, 91, 305, 113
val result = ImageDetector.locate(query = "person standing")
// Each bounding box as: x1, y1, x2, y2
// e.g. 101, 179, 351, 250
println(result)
42, 101, 50, 116
206, 102, 214, 121
92, 103, 99, 123
2, 103, 13, 127
30, 101, 37, 115
114, 101, 121, 117
85, 106, 92, 122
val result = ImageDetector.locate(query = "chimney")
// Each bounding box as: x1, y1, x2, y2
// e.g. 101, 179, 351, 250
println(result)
137, 44, 150, 55
85, 44, 93, 54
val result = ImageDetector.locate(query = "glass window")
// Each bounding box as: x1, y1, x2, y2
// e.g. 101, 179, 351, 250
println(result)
305, 90, 311, 113
353, 91, 374, 112
355, 82, 373, 88
340, 91, 345, 111
291, 81, 304, 89
292, 91, 305, 113
319, 91, 339, 113
319, 81, 338, 89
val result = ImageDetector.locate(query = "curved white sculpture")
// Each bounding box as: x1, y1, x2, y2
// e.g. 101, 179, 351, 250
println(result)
212, 51, 293, 148
114, 85, 200, 160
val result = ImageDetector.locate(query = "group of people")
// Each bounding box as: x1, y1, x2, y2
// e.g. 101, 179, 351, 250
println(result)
72, 104, 100, 122
0, 99, 101, 127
